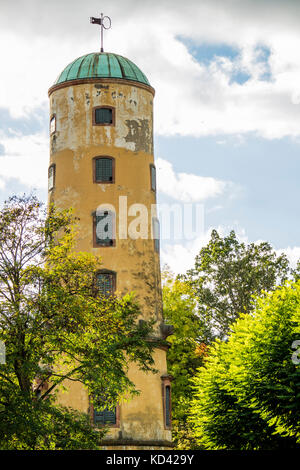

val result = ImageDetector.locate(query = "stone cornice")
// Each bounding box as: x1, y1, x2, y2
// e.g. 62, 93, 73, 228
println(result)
48, 77, 155, 97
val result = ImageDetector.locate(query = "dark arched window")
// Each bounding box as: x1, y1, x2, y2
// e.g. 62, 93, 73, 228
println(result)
96, 270, 116, 297
93, 210, 116, 247
93, 157, 115, 183
94, 406, 117, 425
91, 395, 120, 428
150, 164, 156, 192
48, 164, 56, 191
50, 114, 56, 134
161, 375, 172, 429
165, 386, 171, 427
152, 217, 160, 253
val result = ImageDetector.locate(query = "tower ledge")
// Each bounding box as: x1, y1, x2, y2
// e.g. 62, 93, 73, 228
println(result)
48, 76, 155, 97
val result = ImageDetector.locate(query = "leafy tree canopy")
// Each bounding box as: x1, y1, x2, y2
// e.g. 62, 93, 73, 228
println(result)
0, 195, 156, 449
185, 229, 289, 342
190, 281, 300, 449
162, 269, 206, 449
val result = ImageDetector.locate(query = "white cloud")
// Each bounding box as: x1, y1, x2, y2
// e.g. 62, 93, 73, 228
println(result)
277, 246, 300, 269
160, 224, 241, 274
160, 224, 300, 276
0, 132, 48, 188
0, 32, 71, 118
161, 229, 214, 275
1, 1, 300, 138
152, 34, 300, 139
156, 158, 227, 202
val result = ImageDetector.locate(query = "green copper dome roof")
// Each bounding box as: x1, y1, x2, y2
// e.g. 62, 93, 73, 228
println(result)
54, 52, 150, 87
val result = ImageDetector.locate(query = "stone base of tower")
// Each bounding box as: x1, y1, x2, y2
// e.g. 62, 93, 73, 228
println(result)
55, 348, 173, 449
101, 439, 174, 450
97, 348, 173, 448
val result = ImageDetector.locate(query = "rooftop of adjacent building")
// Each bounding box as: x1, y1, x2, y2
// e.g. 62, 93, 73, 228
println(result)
54, 52, 150, 87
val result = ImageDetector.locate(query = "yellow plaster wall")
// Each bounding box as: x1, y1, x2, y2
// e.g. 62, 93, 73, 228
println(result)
49, 81, 162, 325
48, 79, 171, 447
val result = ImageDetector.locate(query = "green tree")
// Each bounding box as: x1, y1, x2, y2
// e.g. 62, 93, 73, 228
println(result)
190, 281, 300, 449
185, 229, 289, 342
162, 269, 205, 449
0, 195, 156, 449
0, 398, 104, 450
292, 260, 300, 281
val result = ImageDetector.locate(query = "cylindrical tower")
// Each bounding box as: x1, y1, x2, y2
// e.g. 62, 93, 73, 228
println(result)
48, 52, 173, 449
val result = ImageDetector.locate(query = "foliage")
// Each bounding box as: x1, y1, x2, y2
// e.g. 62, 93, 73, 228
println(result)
190, 281, 300, 449
0, 398, 104, 450
0, 195, 157, 449
163, 231, 291, 449
292, 260, 300, 282
185, 229, 289, 342
162, 269, 205, 449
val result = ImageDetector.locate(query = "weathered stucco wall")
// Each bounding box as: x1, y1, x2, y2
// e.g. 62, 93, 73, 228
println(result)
101, 348, 171, 445
48, 78, 171, 448
50, 81, 153, 155
49, 81, 162, 325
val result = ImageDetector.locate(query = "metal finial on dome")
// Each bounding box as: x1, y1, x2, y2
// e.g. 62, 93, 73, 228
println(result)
90, 13, 111, 53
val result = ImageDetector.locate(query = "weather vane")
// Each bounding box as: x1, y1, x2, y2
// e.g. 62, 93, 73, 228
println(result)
90, 13, 112, 53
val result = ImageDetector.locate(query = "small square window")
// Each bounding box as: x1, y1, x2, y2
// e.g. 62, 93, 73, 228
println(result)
50, 115, 56, 134
94, 157, 114, 183
94, 406, 116, 425
92, 396, 119, 427
96, 271, 116, 297
93, 107, 114, 125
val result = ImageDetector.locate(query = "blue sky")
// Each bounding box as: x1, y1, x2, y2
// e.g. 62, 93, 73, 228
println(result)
1, 0, 300, 274
177, 38, 272, 84
156, 133, 300, 246
177, 38, 251, 85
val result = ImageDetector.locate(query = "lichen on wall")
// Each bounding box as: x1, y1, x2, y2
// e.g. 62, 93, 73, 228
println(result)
124, 119, 153, 154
